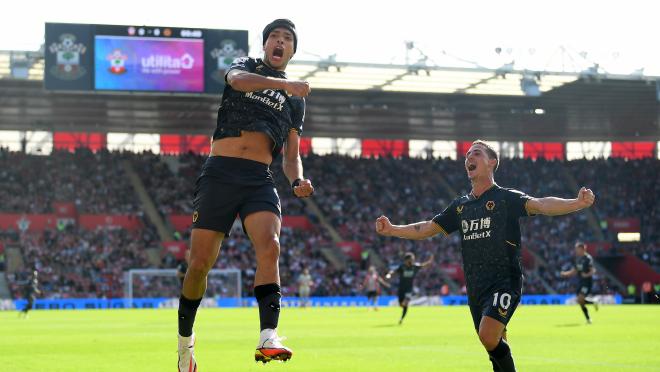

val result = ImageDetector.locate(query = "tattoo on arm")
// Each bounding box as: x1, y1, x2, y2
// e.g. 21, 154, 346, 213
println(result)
414, 225, 421, 231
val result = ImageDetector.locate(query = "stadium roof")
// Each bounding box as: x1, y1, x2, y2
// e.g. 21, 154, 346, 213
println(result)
1, 50, 659, 97
0, 50, 658, 141
286, 60, 580, 96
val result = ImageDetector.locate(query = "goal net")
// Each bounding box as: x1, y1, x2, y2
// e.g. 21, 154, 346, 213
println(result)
125, 268, 241, 306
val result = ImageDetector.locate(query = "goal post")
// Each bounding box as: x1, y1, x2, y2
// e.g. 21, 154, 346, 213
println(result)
125, 268, 242, 307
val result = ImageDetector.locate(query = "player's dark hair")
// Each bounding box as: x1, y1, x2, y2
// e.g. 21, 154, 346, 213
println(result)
262, 19, 297, 53
404, 252, 415, 260
471, 139, 499, 172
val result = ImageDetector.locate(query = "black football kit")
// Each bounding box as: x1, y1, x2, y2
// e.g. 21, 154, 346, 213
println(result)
433, 185, 534, 330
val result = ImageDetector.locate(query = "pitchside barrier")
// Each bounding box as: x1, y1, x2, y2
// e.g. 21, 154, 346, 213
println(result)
1, 294, 621, 311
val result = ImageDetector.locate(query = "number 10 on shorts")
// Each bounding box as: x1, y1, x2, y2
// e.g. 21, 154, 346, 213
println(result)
493, 292, 512, 309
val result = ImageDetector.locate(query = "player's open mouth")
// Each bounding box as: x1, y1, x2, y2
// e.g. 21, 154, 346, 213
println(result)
467, 164, 477, 171
272, 47, 284, 60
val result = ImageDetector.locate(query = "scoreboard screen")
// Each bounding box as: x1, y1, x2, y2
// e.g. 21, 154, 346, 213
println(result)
94, 36, 205, 92
45, 22, 248, 94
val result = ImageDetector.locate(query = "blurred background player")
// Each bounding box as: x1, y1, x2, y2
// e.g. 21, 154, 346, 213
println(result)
176, 18, 313, 370
176, 250, 190, 288
361, 265, 390, 311
19, 269, 40, 318
561, 242, 599, 324
385, 252, 433, 324
376, 140, 595, 372
297, 267, 313, 308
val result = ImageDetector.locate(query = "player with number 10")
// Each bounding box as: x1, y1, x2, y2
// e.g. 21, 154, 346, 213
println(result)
375, 140, 595, 372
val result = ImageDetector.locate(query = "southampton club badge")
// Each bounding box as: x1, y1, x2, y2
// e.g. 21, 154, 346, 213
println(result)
48, 33, 87, 80
106, 49, 128, 74
210, 39, 247, 83
486, 201, 495, 211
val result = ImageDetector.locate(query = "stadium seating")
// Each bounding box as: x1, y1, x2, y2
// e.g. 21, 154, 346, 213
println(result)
0, 148, 141, 214
6, 226, 155, 299
2, 149, 657, 299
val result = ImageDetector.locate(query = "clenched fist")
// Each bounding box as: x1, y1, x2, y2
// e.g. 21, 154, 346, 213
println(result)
375, 215, 394, 236
576, 187, 595, 209
285, 80, 311, 97
293, 178, 314, 198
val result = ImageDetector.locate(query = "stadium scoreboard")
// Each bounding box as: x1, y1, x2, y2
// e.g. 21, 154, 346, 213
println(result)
44, 22, 248, 94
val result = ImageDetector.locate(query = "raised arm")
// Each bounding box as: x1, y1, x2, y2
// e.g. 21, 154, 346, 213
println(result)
526, 187, 595, 216
226, 70, 311, 96
420, 254, 435, 267
375, 216, 444, 240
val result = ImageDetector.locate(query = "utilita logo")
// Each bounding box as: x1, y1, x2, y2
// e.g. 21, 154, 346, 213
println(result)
141, 53, 195, 74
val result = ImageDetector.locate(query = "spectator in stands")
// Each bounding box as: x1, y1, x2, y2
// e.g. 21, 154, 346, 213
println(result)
627, 283, 637, 303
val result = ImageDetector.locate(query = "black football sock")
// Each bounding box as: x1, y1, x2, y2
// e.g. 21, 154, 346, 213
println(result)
255, 283, 281, 330
580, 304, 590, 320
400, 306, 408, 321
487, 338, 516, 372
178, 295, 202, 337
489, 356, 502, 371
584, 299, 594, 304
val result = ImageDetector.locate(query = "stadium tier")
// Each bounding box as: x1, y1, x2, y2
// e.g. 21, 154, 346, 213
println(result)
1, 149, 657, 300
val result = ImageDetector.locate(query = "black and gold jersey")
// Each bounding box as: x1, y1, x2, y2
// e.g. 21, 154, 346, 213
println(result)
432, 185, 534, 296
213, 57, 305, 159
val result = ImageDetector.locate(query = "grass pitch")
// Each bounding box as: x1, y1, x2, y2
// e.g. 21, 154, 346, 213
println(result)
1, 305, 658, 371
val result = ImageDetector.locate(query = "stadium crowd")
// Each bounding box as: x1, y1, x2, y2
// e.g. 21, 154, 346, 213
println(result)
2, 150, 658, 300
567, 157, 660, 242
6, 225, 155, 299
0, 148, 141, 214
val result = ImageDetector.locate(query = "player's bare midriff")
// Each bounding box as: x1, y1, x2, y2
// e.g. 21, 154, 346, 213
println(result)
210, 130, 274, 165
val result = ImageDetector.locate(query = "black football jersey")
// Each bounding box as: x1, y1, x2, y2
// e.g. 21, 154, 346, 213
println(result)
575, 253, 594, 284
24, 277, 38, 298
213, 57, 305, 159
432, 185, 534, 296
396, 264, 422, 292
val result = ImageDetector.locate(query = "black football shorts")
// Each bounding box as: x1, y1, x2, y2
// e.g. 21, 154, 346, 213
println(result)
398, 290, 413, 304
191, 156, 281, 235
577, 280, 593, 296
468, 281, 522, 330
